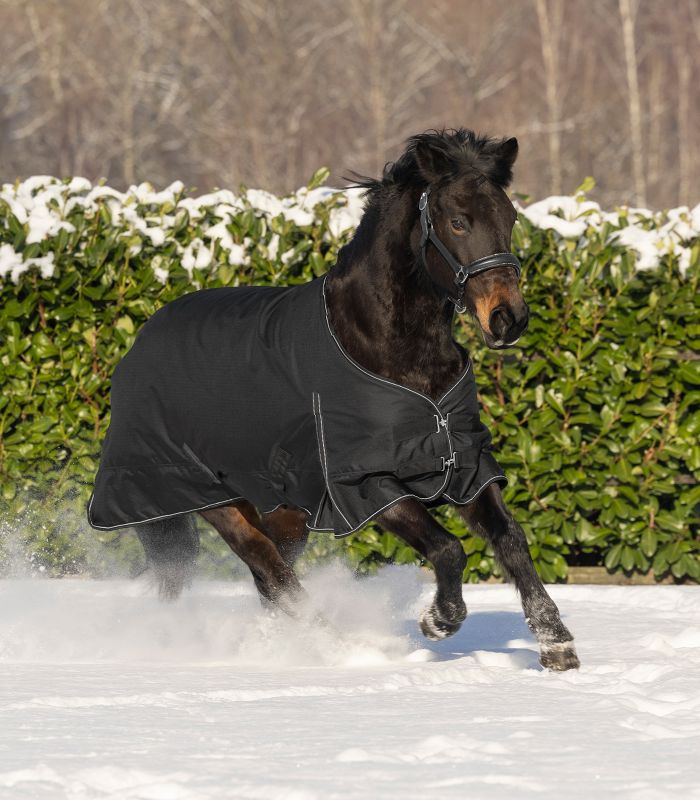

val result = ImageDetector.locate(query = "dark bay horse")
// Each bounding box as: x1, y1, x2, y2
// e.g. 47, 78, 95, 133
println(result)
134, 129, 580, 672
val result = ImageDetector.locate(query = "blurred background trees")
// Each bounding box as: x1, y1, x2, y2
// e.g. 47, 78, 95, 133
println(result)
0, 0, 698, 208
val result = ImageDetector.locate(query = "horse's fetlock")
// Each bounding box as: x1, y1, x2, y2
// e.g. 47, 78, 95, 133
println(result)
437, 595, 467, 624
431, 537, 466, 575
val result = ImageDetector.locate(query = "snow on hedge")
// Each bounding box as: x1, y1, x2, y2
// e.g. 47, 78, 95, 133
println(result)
519, 194, 700, 272
0, 175, 698, 282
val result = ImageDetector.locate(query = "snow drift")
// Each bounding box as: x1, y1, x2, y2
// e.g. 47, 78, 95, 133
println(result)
1, 570, 699, 799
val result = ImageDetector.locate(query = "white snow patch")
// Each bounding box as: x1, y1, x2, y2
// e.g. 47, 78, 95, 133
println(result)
519, 195, 594, 238
2, 176, 697, 286
518, 194, 698, 274
0, 244, 24, 281
267, 233, 280, 260
0, 573, 698, 798
25, 206, 75, 245
245, 188, 285, 218
0, 245, 55, 281
180, 238, 212, 273
25, 252, 55, 279
327, 187, 366, 238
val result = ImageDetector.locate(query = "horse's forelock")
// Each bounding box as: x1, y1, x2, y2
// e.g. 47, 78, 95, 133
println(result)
411, 128, 517, 188
347, 129, 517, 197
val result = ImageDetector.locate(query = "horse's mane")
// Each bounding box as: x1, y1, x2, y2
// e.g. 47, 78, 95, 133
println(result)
347, 128, 515, 196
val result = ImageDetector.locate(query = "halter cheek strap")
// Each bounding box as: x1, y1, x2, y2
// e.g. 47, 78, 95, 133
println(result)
419, 188, 522, 313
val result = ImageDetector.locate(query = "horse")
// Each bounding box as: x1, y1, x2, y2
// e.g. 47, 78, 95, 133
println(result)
92, 128, 580, 672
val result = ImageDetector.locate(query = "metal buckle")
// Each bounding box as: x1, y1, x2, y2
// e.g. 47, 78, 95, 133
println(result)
418, 192, 429, 211
434, 414, 447, 433
454, 267, 468, 284
440, 455, 456, 471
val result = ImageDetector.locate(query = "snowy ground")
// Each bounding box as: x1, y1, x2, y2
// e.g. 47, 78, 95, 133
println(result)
0, 565, 699, 800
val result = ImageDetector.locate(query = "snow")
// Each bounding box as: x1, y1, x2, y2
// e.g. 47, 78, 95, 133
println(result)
180, 238, 213, 274
267, 233, 280, 260
326, 188, 366, 239
0, 244, 24, 282
24, 207, 74, 246
612, 225, 665, 271
1, 566, 698, 799
518, 195, 595, 238
517, 195, 699, 274
1, 176, 698, 284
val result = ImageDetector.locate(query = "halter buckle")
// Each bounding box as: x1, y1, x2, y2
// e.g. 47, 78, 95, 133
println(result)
454, 267, 468, 284
418, 191, 429, 211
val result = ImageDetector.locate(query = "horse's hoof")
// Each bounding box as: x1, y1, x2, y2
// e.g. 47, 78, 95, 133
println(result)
419, 603, 466, 641
540, 642, 580, 671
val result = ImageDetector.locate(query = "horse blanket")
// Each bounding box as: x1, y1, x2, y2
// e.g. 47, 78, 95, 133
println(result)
87, 276, 507, 537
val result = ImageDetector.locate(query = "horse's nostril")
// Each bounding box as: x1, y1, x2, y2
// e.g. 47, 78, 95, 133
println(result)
489, 306, 513, 339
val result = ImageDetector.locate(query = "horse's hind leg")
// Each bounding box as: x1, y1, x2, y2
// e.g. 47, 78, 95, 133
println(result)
457, 483, 580, 671
260, 506, 310, 567
137, 515, 200, 601
200, 502, 306, 614
377, 498, 467, 640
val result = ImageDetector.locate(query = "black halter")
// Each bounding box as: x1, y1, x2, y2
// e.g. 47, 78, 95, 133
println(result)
419, 188, 521, 313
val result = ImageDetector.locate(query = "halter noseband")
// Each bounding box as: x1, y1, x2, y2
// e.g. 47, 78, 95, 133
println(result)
419, 188, 521, 313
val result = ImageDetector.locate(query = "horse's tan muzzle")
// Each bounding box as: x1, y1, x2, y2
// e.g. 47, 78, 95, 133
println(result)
486, 301, 529, 347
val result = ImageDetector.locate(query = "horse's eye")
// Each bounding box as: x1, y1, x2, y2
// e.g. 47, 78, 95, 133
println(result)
450, 218, 465, 233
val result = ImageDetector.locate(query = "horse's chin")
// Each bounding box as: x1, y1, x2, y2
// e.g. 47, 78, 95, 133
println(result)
481, 330, 522, 350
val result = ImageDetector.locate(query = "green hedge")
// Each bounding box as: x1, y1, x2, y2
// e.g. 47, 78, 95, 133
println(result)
0, 173, 698, 582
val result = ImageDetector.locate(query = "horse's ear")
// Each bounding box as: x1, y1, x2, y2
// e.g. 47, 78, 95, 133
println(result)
413, 140, 452, 183
498, 137, 519, 168
489, 137, 518, 187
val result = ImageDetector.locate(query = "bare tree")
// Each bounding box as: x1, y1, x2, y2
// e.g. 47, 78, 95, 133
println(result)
534, 0, 564, 194
0, 0, 697, 208
668, 0, 698, 206
618, 0, 646, 206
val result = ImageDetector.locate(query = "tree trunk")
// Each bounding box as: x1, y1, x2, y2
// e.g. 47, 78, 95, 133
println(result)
618, 0, 646, 206
535, 0, 563, 195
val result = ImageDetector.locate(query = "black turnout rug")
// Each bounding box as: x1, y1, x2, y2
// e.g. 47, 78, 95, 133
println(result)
88, 276, 506, 536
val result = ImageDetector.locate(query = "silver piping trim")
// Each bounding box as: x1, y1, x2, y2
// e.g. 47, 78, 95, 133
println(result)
443, 474, 508, 506
312, 391, 353, 530
438, 361, 473, 404
313, 475, 509, 539
321, 275, 472, 410
88, 492, 241, 531
262, 501, 313, 518
311, 393, 326, 530
87, 489, 313, 531
312, 466, 454, 539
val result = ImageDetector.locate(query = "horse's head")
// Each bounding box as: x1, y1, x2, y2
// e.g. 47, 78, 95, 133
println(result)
411, 130, 528, 349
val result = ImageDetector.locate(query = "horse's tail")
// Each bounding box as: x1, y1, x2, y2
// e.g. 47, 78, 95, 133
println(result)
136, 515, 200, 601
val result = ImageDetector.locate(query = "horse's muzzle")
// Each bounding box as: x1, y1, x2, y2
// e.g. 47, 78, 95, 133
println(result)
487, 303, 529, 348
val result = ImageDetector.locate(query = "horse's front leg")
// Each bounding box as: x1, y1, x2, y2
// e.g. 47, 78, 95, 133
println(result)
377, 498, 467, 640
457, 484, 580, 671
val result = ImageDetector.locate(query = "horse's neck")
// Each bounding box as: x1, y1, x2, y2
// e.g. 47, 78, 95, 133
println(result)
325, 197, 467, 401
